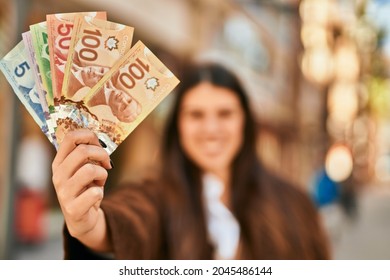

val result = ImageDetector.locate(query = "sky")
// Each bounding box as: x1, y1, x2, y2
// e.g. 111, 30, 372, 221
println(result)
366, 0, 390, 57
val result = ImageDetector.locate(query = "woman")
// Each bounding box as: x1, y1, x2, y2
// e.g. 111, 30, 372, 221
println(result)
52, 63, 331, 259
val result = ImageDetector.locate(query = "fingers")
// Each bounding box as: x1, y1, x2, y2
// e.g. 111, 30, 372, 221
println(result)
57, 163, 108, 202
52, 129, 111, 208
53, 144, 111, 188
62, 185, 104, 221
51, 129, 113, 240
52, 129, 102, 171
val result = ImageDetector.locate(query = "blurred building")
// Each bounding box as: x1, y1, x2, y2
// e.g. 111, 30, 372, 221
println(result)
1, 0, 390, 259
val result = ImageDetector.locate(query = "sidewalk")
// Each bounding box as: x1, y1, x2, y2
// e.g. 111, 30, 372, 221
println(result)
320, 183, 390, 259
13, 209, 64, 260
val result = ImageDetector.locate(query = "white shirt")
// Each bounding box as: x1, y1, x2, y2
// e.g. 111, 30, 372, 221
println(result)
202, 173, 240, 259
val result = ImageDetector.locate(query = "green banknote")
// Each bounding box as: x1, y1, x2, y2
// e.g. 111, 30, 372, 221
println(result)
30, 21, 54, 114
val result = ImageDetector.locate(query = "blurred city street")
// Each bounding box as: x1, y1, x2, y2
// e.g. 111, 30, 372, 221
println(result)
1, 0, 390, 263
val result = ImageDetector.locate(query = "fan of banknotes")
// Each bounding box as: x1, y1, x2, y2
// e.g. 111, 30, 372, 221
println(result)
0, 11, 179, 154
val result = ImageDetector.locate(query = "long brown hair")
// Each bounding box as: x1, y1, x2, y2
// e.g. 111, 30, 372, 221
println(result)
160, 63, 330, 259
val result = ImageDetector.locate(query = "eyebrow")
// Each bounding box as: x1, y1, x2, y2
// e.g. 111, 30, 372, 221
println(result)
180, 104, 240, 110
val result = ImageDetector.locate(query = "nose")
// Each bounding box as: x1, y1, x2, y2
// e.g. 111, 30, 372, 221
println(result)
202, 114, 220, 134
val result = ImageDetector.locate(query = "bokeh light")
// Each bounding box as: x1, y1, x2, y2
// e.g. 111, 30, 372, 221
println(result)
301, 46, 334, 85
327, 82, 359, 124
325, 144, 354, 182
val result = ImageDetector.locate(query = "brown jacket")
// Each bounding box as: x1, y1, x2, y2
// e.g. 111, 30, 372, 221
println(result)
63, 174, 331, 260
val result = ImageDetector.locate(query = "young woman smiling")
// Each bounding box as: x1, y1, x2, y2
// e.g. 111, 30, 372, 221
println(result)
52, 63, 331, 259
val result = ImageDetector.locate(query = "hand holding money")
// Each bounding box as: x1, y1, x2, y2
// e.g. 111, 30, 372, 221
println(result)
0, 11, 179, 155
51, 129, 112, 251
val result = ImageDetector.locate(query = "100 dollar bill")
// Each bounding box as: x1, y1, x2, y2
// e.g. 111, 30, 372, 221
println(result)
60, 15, 134, 103
56, 41, 179, 154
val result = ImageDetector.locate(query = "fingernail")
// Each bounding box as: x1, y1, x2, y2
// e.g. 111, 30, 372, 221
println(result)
99, 139, 107, 148
110, 159, 114, 169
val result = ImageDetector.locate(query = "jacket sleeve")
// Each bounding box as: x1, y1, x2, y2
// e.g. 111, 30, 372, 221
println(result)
63, 181, 167, 260
102, 181, 167, 259
63, 224, 112, 260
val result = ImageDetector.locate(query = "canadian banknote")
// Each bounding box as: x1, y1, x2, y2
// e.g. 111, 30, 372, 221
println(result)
46, 11, 107, 105
22, 31, 58, 147
60, 15, 134, 103
30, 21, 54, 115
0, 40, 54, 145
2, 12, 179, 155
56, 41, 180, 154
56, 15, 135, 145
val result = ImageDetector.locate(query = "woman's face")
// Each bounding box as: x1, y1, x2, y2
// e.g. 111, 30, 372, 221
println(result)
179, 82, 245, 175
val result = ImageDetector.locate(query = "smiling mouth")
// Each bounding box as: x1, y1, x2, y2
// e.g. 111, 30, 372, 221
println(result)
200, 141, 224, 155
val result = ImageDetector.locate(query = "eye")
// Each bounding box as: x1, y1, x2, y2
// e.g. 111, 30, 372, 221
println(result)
218, 109, 233, 118
182, 109, 204, 120
189, 110, 203, 119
